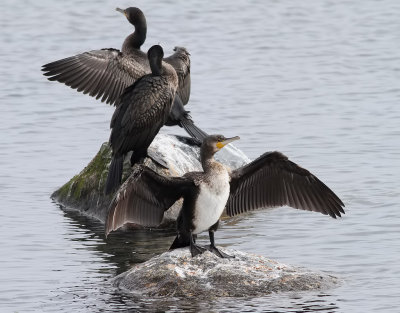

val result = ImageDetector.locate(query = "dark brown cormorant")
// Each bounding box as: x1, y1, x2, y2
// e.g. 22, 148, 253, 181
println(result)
105, 44, 178, 194
41, 7, 207, 140
105, 135, 345, 258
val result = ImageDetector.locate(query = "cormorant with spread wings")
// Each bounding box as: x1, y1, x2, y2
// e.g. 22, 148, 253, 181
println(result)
42, 7, 207, 140
106, 135, 345, 258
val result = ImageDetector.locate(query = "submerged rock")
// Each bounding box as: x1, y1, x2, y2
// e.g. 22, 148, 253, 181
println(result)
113, 248, 340, 298
52, 134, 250, 223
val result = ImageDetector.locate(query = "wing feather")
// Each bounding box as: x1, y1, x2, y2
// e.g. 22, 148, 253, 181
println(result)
42, 49, 145, 105
77, 69, 98, 93
106, 166, 194, 236
227, 151, 345, 218
163, 47, 191, 105
43, 46, 192, 122
110, 75, 175, 153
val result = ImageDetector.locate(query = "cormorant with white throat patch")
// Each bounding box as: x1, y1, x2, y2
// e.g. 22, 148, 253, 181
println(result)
105, 135, 345, 258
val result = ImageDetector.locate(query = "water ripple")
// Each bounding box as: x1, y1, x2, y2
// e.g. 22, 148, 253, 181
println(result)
1, 0, 400, 312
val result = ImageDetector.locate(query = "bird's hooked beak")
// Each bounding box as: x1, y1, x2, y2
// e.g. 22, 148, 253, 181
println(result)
115, 7, 126, 17
216, 136, 240, 149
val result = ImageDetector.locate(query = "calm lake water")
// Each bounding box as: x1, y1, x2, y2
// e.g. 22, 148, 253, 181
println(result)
1, 0, 399, 312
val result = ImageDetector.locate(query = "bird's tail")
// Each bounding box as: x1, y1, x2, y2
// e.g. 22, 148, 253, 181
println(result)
169, 233, 190, 250
105, 155, 123, 194
179, 113, 208, 141
167, 94, 208, 141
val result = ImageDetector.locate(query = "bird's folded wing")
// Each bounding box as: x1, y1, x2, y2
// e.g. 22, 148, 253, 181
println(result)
176, 70, 190, 106
227, 151, 345, 218
42, 49, 147, 105
163, 54, 190, 105
120, 76, 171, 127
105, 166, 194, 236
107, 76, 174, 154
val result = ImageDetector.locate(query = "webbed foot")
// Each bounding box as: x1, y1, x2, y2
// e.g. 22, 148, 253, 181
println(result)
190, 244, 207, 257
205, 245, 235, 258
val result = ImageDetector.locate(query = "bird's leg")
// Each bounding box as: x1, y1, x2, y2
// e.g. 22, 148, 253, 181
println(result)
130, 152, 140, 166
189, 232, 206, 257
206, 229, 234, 259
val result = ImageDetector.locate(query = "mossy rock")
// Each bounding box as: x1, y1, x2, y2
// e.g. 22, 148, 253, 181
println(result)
52, 143, 133, 221
52, 134, 250, 224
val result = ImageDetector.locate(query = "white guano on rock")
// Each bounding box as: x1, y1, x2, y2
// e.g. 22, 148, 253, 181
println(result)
113, 248, 340, 298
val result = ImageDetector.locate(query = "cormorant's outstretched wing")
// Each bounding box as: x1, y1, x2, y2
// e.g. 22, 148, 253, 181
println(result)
42, 47, 191, 107
106, 166, 194, 236
227, 151, 345, 218
42, 49, 148, 105
163, 47, 191, 105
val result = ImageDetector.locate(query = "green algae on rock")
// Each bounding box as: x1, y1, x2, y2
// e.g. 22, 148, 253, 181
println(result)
52, 134, 250, 224
52, 142, 133, 222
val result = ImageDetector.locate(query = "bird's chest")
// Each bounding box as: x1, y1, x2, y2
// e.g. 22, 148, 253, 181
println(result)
192, 171, 230, 234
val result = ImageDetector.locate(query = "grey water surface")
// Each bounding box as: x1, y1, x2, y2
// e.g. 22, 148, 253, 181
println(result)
1, 0, 399, 312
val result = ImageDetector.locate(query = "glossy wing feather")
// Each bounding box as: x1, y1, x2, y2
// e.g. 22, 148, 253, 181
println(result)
106, 166, 194, 235
227, 152, 345, 218
42, 49, 148, 105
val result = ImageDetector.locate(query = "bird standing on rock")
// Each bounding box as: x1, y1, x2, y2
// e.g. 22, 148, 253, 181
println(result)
42, 7, 207, 141
105, 135, 345, 258
105, 44, 178, 194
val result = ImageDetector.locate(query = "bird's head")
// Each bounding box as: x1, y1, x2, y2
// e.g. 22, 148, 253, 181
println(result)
173, 46, 190, 56
147, 45, 164, 75
116, 7, 145, 26
201, 135, 240, 156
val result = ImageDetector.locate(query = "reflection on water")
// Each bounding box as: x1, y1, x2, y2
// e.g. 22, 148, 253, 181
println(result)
47, 206, 345, 313
1, 0, 400, 312
61, 205, 177, 274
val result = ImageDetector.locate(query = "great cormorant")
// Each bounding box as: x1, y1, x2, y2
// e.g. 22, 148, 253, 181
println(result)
105, 44, 178, 194
42, 7, 207, 140
105, 135, 345, 258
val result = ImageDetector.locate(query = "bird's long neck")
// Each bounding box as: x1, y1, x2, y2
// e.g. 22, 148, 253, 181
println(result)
201, 148, 217, 173
149, 57, 163, 76
122, 20, 147, 52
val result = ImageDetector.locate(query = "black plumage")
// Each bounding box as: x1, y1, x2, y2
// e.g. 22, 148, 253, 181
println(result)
104, 45, 178, 194
42, 7, 207, 140
106, 135, 345, 258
